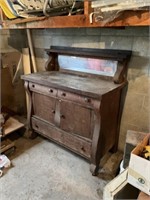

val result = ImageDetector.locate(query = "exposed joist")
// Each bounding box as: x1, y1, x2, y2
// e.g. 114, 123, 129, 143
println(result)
3, 10, 150, 29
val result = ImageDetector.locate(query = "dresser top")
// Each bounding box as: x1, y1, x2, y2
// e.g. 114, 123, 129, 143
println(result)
22, 71, 125, 98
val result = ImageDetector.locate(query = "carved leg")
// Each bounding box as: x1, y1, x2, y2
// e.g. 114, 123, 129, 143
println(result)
90, 100, 102, 176
90, 164, 99, 176
24, 81, 37, 139
109, 144, 118, 153
24, 129, 37, 139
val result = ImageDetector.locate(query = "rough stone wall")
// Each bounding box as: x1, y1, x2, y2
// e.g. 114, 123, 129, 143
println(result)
31, 27, 150, 151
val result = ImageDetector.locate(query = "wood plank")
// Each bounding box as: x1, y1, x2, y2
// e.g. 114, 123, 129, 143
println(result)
84, 0, 92, 16
2, 10, 150, 29
22, 48, 31, 113
3, 117, 24, 136
0, 139, 15, 154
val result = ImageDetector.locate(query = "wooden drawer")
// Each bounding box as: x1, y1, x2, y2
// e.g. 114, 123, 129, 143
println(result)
58, 89, 97, 108
29, 82, 57, 97
32, 117, 92, 159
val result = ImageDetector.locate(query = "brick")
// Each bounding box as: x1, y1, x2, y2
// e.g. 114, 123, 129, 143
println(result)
32, 35, 51, 49
127, 55, 149, 80
72, 36, 100, 48
51, 36, 74, 46
86, 28, 101, 36
132, 36, 149, 57
100, 36, 133, 50
34, 48, 48, 59
61, 28, 86, 36
100, 27, 149, 37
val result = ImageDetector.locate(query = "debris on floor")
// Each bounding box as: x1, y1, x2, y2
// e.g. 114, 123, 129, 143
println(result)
0, 139, 15, 155
98, 151, 123, 180
0, 154, 11, 177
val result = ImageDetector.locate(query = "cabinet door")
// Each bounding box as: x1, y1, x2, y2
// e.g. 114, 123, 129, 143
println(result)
59, 100, 93, 139
32, 92, 56, 124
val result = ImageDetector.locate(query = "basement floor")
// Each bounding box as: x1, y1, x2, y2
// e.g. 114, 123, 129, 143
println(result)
1, 135, 112, 200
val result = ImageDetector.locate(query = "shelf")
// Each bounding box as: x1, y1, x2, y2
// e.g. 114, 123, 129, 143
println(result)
1, 1, 150, 29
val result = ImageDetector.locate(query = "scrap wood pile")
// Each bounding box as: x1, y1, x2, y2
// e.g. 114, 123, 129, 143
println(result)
0, 0, 83, 19
91, 0, 150, 24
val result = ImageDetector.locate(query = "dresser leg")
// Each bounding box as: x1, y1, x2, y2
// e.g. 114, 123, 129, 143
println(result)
110, 144, 118, 153
90, 164, 99, 176
24, 129, 37, 139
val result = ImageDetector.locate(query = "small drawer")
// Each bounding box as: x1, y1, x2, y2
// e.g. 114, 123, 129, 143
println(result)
29, 82, 57, 97
58, 89, 94, 107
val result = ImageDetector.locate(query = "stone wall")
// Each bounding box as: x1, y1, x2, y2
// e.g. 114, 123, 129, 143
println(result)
31, 27, 150, 150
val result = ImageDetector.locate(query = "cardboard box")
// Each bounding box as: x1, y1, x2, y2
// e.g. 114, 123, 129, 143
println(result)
128, 133, 150, 195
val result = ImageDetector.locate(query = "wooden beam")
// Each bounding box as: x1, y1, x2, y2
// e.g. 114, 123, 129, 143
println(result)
3, 10, 150, 29
84, 0, 93, 16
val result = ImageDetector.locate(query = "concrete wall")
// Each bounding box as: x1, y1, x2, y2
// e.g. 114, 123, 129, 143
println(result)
31, 27, 150, 151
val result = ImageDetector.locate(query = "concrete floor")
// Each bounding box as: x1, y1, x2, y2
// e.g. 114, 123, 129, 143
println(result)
1, 136, 110, 200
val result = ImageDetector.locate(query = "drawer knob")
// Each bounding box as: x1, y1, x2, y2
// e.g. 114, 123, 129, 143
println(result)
49, 89, 53, 93
62, 92, 66, 97
84, 97, 91, 103
35, 124, 39, 129
52, 110, 55, 114
32, 84, 35, 88
81, 147, 85, 152
60, 114, 65, 119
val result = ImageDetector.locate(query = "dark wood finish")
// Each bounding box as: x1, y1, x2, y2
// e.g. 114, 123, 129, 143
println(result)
32, 93, 56, 124
32, 117, 92, 159
46, 46, 131, 61
22, 46, 131, 175
59, 100, 93, 139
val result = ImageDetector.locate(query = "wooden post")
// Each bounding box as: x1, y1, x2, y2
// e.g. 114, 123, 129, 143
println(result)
27, 29, 37, 73
84, 0, 92, 16
22, 48, 31, 113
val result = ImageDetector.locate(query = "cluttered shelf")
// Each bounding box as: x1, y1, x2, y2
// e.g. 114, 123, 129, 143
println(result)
0, 1, 150, 29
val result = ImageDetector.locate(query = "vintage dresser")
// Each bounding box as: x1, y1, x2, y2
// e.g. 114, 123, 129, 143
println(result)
22, 46, 132, 175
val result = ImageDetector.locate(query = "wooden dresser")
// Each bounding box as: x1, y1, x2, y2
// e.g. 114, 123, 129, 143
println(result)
22, 46, 131, 175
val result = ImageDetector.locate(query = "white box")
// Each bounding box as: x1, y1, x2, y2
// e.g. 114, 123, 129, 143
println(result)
128, 133, 150, 195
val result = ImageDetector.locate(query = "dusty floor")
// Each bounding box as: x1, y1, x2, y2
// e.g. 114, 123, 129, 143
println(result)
0, 135, 110, 200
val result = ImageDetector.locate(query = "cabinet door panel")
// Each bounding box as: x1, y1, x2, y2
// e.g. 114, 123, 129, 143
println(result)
60, 101, 93, 139
32, 92, 56, 124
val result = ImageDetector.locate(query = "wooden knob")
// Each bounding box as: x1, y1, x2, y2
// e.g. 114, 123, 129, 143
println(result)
81, 147, 85, 152
62, 92, 66, 97
49, 89, 53, 93
52, 110, 55, 114
35, 124, 39, 129
84, 97, 91, 103
60, 114, 65, 119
